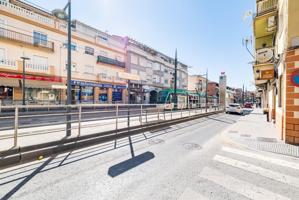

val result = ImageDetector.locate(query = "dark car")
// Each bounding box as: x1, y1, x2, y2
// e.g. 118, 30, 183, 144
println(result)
244, 103, 253, 109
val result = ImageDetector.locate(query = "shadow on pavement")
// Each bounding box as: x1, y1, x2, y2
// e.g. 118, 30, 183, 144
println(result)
108, 151, 155, 178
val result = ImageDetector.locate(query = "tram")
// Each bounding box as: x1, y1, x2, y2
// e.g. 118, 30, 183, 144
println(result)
157, 89, 207, 109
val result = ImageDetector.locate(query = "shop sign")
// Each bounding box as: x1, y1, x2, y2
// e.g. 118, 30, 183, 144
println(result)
0, 72, 61, 82
291, 70, 299, 86
71, 80, 125, 89
260, 69, 274, 80
114, 85, 126, 89
118, 72, 140, 81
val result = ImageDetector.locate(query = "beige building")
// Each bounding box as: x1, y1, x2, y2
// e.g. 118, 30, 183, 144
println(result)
0, 0, 127, 105
253, 0, 299, 144
188, 75, 207, 93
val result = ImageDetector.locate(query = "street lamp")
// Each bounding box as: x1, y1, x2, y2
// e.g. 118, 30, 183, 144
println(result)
197, 69, 209, 112
20, 56, 30, 107
52, 0, 72, 136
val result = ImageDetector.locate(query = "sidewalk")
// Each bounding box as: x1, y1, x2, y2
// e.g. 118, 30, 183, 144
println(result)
223, 109, 299, 158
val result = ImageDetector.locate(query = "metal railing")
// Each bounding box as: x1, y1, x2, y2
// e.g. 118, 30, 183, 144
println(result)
97, 55, 126, 68
0, 59, 17, 68
0, 103, 224, 150
257, 0, 278, 16
0, 27, 54, 51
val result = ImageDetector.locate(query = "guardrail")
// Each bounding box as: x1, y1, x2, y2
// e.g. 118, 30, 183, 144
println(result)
0, 103, 223, 151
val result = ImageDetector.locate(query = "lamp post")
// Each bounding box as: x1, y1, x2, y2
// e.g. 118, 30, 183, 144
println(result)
52, 0, 72, 136
197, 69, 208, 112
20, 57, 30, 107
173, 49, 178, 109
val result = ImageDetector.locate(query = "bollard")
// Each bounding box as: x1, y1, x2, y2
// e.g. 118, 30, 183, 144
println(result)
14, 107, 18, 147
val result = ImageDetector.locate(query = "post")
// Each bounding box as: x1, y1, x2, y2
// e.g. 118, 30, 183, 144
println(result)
22, 59, 25, 106
181, 105, 183, 118
145, 108, 148, 123
163, 107, 166, 120
66, 0, 72, 137
205, 69, 208, 113
157, 107, 160, 121
174, 49, 178, 109
78, 105, 81, 136
140, 105, 143, 126
171, 107, 173, 120
116, 105, 119, 131
14, 107, 18, 147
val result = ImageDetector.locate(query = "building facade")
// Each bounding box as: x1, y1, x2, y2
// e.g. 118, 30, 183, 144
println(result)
123, 38, 188, 104
0, 0, 127, 105
188, 74, 207, 94
252, 0, 299, 144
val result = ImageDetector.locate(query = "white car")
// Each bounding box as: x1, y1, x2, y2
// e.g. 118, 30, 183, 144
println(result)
226, 103, 244, 115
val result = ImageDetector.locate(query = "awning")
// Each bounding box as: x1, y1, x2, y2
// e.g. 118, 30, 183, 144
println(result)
0, 77, 20, 87
22, 80, 65, 89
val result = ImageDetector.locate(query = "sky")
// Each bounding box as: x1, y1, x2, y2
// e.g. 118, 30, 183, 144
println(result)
27, 0, 255, 90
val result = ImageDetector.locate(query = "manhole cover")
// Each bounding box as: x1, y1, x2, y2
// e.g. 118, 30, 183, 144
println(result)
257, 137, 277, 143
148, 139, 165, 145
228, 130, 239, 133
183, 143, 202, 150
241, 134, 251, 137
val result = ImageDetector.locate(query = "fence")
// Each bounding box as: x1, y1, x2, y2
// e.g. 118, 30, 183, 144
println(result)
0, 103, 223, 151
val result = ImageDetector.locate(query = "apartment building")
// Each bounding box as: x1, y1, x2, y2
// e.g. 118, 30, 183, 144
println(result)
252, 0, 299, 144
122, 38, 188, 104
0, 0, 127, 105
188, 74, 207, 94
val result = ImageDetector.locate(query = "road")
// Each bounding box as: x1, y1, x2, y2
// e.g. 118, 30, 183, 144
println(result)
1, 113, 299, 200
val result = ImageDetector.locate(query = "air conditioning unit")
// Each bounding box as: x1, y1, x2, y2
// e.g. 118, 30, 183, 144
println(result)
267, 16, 276, 32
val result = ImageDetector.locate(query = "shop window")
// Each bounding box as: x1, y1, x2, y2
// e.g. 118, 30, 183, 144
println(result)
0, 86, 13, 100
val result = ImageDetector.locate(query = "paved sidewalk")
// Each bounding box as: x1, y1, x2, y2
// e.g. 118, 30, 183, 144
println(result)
223, 109, 299, 158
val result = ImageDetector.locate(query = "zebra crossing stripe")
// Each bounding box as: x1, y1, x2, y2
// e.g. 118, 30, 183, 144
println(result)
199, 167, 290, 200
214, 155, 299, 188
222, 147, 299, 170
179, 188, 209, 200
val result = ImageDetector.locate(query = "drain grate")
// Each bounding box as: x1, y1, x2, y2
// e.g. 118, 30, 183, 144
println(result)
228, 130, 239, 134
257, 137, 277, 143
148, 139, 165, 145
241, 134, 251, 137
183, 143, 202, 150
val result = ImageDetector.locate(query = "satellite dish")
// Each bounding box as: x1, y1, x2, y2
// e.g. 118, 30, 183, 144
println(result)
256, 48, 274, 63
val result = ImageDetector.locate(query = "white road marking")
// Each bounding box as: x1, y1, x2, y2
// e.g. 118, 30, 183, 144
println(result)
222, 146, 299, 170
179, 188, 209, 200
199, 167, 290, 200
214, 155, 299, 188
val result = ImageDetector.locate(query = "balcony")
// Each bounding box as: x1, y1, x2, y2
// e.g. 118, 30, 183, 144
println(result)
25, 63, 49, 72
0, 0, 55, 27
256, 0, 278, 16
0, 27, 54, 52
97, 55, 125, 68
0, 59, 17, 69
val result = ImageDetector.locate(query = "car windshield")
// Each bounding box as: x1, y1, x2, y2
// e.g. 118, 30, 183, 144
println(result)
229, 104, 239, 107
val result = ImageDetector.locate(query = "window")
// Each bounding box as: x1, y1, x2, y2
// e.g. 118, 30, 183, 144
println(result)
100, 50, 108, 57
85, 46, 94, 55
139, 57, 147, 67
131, 54, 138, 65
0, 48, 5, 61
147, 61, 153, 68
98, 35, 108, 43
84, 65, 94, 74
65, 62, 77, 72
64, 42, 77, 51
33, 31, 48, 46
33, 55, 48, 71
153, 63, 160, 71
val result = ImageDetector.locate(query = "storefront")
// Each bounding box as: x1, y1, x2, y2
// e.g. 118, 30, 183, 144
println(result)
71, 80, 126, 104
0, 73, 64, 105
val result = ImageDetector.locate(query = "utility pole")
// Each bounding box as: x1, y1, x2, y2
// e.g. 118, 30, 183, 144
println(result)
205, 69, 208, 112
20, 57, 30, 107
174, 49, 178, 109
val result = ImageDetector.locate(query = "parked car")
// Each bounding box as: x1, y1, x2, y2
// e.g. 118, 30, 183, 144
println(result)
226, 103, 244, 115
244, 102, 253, 109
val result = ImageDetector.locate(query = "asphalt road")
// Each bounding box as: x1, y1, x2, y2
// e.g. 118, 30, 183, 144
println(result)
1, 113, 298, 200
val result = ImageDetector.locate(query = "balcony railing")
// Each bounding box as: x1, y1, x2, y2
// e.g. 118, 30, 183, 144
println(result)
25, 63, 49, 72
0, 59, 16, 68
0, 0, 54, 27
257, 0, 278, 16
0, 27, 54, 51
97, 55, 126, 68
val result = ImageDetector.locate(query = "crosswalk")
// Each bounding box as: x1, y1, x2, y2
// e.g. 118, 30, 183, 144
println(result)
179, 146, 299, 200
